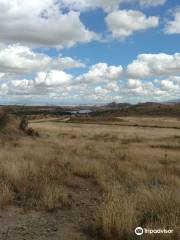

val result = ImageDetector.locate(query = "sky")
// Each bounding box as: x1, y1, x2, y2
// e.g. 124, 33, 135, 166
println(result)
0, 0, 180, 105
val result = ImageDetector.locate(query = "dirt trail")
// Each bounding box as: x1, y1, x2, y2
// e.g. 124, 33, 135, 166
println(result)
0, 177, 101, 240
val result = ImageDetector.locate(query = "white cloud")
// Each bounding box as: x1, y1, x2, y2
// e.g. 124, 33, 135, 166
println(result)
0, 44, 51, 74
106, 81, 119, 91
1, 55, 180, 104
106, 10, 159, 39
161, 79, 179, 90
0, 1, 176, 104
0, 73, 5, 79
60, 0, 165, 12
1, 69, 73, 97
0, 0, 98, 48
0, 62, 124, 101
171, 76, 180, 83
0, 44, 85, 76
0, 0, 163, 48
164, 8, 180, 34
53, 56, 86, 69
0, 83, 9, 95
128, 79, 142, 88
127, 53, 180, 78
60, 0, 126, 12
76, 62, 123, 83
95, 86, 109, 95
35, 70, 73, 86
139, 0, 166, 7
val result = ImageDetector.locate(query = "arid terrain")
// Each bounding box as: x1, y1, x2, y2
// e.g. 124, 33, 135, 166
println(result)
0, 109, 180, 240
1, 0, 180, 239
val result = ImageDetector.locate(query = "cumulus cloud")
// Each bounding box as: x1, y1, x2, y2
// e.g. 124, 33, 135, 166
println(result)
0, 44, 85, 76
160, 79, 179, 90
34, 70, 73, 87
128, 79, 142, 88
0, 0, 98, 48
60, 0, 123, 12
76, 62, 123, 83
0, 1, 176, 104
0, 61, 124, 101
1, 55, 180, 103
127, 53, 180, 78
1, 69, 73, 97
106, 10, 159, 39
164, 8, 180, 34
0, 45, 51, 74
158, 76, 180, 92
0, 0, 162, 48
53, 56, 85, 69
139, 0, 166, 7
95, 86, 109, 95
106, 81, 119, 91
0, 73, 5, 79
60, 0, 165, 12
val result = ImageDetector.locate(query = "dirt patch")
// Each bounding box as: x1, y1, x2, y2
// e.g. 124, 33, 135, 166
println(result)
0, 176, 101, 240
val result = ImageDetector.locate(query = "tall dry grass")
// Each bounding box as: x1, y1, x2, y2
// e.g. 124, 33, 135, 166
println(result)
0, 118, 179, 239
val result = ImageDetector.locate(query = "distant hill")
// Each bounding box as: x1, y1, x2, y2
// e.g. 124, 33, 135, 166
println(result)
90, 102, 180, 117
135, 102, 162, 106
115, 102, 180, 117
104, 102, 131, 109
2, 102, 180, 118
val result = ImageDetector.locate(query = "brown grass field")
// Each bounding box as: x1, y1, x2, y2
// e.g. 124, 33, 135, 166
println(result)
0, 115, 179, 239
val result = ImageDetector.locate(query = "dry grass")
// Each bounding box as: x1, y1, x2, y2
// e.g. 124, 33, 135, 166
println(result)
95, 186, 138, 239
0, 116, 179, 239
0, 143, 72, 210
41, 185, 71, 211
0, 183, 14, 209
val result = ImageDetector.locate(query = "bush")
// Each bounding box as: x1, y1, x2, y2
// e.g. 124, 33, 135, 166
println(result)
0, 110, 9, 128
26, 127, 39, 137
19, 117, 28, 131
19, 117, 39, 137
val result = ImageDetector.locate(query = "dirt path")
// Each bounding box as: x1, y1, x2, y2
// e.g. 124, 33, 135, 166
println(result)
0, 177, 101, 240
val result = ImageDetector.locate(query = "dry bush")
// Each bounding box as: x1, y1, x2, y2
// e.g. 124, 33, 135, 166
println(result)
19, 117, 39, 136
138, 187, 180, 228
41, 185, 71, 211
95, 186, 137, 240
72, 158, 100, 178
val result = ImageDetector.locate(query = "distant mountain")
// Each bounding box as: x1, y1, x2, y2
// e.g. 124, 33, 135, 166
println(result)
165, 99, 180, 104
136, 101, 161, 105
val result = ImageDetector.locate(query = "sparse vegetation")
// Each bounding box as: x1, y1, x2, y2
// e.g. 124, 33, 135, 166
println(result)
0, 114, 179, 239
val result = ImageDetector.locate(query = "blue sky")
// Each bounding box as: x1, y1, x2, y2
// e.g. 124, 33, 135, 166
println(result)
0, 0, 180, 104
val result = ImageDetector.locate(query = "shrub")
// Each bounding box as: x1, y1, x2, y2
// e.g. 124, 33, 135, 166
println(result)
0, 110, 9, 128
19, 117, 28, 131
26, 127, 39, 137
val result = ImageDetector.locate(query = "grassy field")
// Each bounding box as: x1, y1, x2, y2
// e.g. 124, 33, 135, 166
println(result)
0, 117, 179, 239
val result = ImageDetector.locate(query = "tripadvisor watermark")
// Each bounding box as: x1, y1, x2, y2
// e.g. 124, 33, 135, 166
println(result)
135, 227, 174, 236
